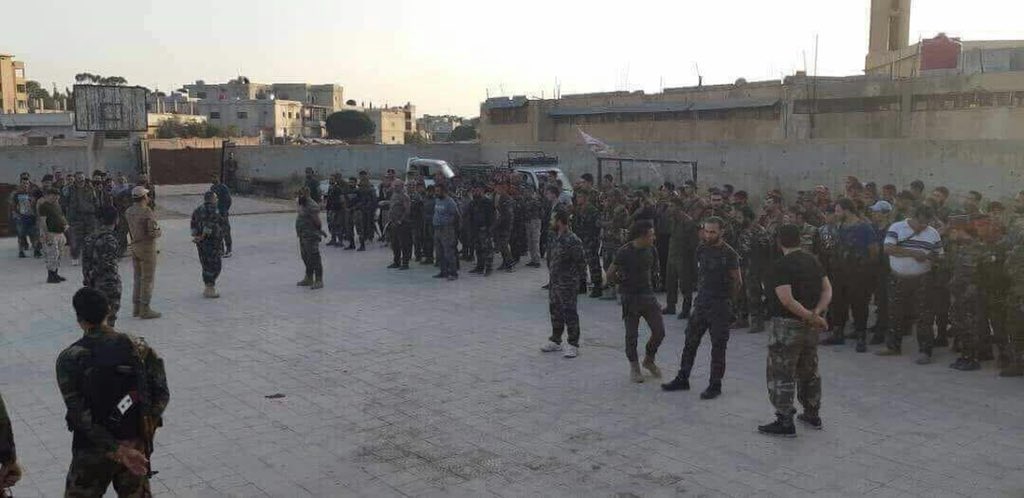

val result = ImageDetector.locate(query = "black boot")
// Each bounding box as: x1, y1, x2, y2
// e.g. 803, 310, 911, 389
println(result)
387, 262, 401, 269
469, 266, 483, 274
56, 272, 66, 282
18, 250, 26, 258
797, 412, 823, 430
46, 271, 61, 284
757, 415, 796, 438
678, 296, 692, 319
357, 243, 366, 252
660, 375, 690, 392
662, 304, 677, 315
700, 382, 722, 400
589, 287, 603, 298
855, 330, 867, 353
820, 330, 845, 346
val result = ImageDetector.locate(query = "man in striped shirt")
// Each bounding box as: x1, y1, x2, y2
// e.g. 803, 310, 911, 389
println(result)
877, 206, 944, 364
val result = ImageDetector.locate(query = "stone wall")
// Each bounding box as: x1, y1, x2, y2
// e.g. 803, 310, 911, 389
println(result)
233, 143, 481, 180
0, 144, 137, 183
481, 140, 1024, 200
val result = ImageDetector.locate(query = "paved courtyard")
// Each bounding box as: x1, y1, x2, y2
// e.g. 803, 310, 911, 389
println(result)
2, 199, 1023, 497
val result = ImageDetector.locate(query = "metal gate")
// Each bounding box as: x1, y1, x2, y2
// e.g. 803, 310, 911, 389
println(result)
149, 148, 222, 185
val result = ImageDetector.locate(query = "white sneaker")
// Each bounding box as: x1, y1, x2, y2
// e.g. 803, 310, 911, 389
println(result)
541, 341, 562, 353
562, 345, 578, 358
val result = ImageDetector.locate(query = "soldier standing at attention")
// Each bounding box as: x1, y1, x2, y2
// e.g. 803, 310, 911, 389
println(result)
386, 180, 412, 270
573, 188, 603, 296
37, 188, 70, 284
304, 167, 321, 204
598, 189, 629, 301
191, 191, 225, 298
540, 210, 587, 358
523, 187, 544, 268
295, 188, 326, 289
493, 185, 517, 272
324, 174, 344, 247
946, 218, 987, 371
877, 206, 942, 362
606, 220, 666, 383
421, 185, 436, 265
125, 186, 162, 320
468, 185, 495, 276
432, 184, 460, 281
68, 171, 99, 266
83, 207, 124, 326
210, 174, 233, 257
733, 208, 772, 333
355, 172, 377, 251
342, 177, 359, 250
662, 217, 742, 400
758, 224, 832, 437
662, 196, 699, 318
0, 391, 22, 493
57, 288, 170, 498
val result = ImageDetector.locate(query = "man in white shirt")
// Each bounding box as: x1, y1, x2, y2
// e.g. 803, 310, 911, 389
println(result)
877, 206, 943, 364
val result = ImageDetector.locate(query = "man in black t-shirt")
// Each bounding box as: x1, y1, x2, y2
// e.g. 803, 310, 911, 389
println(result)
662, 217, 741, 400
606, 220, 666, 383
758, 224, 832, 437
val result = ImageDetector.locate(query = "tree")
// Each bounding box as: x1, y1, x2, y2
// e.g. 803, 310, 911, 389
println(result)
405, 132, 428, 145
326, 110, 375, 140
155, 116, 240, 139
25, 81, 55, 109
74, 73, 127, 86
449, 125, 478, 142
345, 99, 357, 106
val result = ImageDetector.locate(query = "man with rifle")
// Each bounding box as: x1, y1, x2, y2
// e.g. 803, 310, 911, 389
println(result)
57, 287, 170, 497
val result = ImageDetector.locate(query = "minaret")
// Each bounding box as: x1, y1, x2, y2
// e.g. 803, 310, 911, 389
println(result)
868, 0, 912, 57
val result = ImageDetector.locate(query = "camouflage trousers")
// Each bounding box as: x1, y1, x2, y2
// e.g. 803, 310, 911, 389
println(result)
434, 224, 458, 277
70, 218, 97, 260
582, 238, 603, 288
44, 233, 67, 272
1005, 297, 1024, 365
950, 284, 985, 360
474, 227, 493, 270
65, 449, 150, 498
196, 240, 222, 285
526, 219, 542, 265
767, 317, 821, 420
886, 274, 933, 354
549, 282, 581, 347
220, 211, 232, 253
298, 236, 322, 279
493, 228, 512, 266
737, 264, 766, 324
91, 274, 122, 327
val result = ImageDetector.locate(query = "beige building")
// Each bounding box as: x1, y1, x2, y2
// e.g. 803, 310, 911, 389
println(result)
196, 99, 303, 138
0, 54, 28, 114
366, 108, 407, 144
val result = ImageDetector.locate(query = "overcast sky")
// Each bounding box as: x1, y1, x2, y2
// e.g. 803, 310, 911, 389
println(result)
6, 0, 1024, 116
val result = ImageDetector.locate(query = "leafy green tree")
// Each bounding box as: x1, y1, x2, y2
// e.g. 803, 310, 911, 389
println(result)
449, 125, 478, 142
326, 110, 376, 140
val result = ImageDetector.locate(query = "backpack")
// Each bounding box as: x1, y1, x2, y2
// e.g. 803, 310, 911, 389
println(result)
71, 333, 145, 446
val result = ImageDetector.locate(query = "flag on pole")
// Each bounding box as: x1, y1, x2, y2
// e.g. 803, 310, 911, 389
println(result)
577, 126, 613, 155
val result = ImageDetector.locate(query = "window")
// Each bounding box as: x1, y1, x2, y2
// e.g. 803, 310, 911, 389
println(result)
16, 84, 26, 93
209, 112, 221, 119
14, 68, 24, 78
17, 100, 26, 110
197, 91, 208, 99
237, 111, 248, 119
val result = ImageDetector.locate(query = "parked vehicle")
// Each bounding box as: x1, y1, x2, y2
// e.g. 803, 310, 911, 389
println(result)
405, 157, 455, 187
507, 151, 572, 195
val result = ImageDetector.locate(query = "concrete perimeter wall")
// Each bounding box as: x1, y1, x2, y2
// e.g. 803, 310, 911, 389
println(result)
234, 144, 481, 181
0, 145, 137, 184
482, 140, 1024, 200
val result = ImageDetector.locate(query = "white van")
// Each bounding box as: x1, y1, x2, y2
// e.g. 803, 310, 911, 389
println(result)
405, 157, 455, 187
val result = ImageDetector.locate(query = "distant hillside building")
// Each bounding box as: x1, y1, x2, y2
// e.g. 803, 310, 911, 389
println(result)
196, 99, 303, 139
366, 107, 407, 144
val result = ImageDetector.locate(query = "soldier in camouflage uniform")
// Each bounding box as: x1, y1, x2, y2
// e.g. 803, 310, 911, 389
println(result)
58, 287, 169, 498
295, 188, 326, 289
67, 171, 101, 264
541, 209, 587, 358
947, 220, 988, 371
977, 217, 1009, 365
467, 185, 495, 275
191, 191, 225, 298
354, 173, 377, 251
324, 174, 345, 247
598, 189, 629, 301
1000, 217, 1024, 377
663, 197, 700, 317
82, 207, 124, 326
493, 186, 517, 272
573, 188, 604, 297
758, 225, 830, 437
733, 208, 773, 333
0, 391, 22, 491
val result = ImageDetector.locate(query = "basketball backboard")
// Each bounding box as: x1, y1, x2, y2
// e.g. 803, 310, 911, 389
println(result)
73, 85, 148, 132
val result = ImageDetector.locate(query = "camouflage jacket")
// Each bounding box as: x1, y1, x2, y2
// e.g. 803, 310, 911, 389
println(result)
735, 224, 772, 267
573, 203, 602, 242
1005, 221, 1024, 299
948, 239, 988, 291
295, 201, 323, 239
0, 391, 14, 464
667, 207, 699, 258
56, 326, 169, 453
548, 230, 587, 288
494, 195, 515, 232
191, 203, 225, 246
599, 204, 630, 247
83, 227, 121, 286
67, 182, 100, 221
